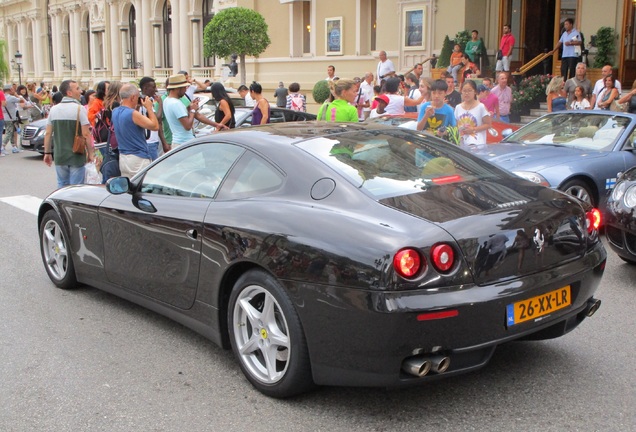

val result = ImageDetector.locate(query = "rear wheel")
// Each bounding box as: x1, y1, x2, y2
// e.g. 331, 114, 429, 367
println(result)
228, 269, 313, 398
40, 210, 77, 289
560, 179, 595, 206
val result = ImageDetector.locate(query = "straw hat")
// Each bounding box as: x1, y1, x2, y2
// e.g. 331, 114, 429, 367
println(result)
166, 74, 190, 89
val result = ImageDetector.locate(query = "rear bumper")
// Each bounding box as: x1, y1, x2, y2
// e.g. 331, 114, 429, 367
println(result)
286, 242, 606, 387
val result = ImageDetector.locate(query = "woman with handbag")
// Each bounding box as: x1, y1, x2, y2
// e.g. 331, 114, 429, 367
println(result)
596, 75, 619, 111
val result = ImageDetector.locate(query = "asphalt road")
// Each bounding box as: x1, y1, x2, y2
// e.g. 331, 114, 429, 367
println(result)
0, 150, 634, 432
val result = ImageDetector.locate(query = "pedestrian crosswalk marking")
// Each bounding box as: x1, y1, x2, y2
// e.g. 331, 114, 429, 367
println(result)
0, 195, 43, 216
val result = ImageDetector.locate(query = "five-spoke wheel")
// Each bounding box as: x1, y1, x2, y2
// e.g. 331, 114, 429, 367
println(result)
40, 210, 77, 289
228, 269, 313, 397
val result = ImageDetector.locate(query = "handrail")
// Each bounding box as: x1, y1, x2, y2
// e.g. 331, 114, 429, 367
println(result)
513, 51, 552, 76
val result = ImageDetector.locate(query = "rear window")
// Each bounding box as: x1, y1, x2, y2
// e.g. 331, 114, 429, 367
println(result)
296, 129, 505, 199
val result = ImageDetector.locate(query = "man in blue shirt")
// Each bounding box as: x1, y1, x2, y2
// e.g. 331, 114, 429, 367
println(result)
550, 18, 582, 80
417, 79, 457, 140
111, 83, 159, 178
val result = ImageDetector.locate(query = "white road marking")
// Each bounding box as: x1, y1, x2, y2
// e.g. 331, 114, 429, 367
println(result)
0, 195, 43, 216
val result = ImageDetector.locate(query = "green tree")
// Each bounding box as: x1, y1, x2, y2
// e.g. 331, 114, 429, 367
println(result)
0, 40, 10, 83
203, 7, 271, 85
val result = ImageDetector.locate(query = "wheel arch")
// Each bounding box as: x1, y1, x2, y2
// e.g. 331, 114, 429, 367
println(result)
559, 174, 600, 206
217, 261, 270, 349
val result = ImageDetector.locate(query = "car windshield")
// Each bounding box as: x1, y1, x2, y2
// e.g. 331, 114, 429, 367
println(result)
297, 129, 504, 199
503, 112, 631, 151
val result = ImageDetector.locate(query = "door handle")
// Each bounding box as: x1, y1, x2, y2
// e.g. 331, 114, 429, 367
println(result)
186, 229, 198, 240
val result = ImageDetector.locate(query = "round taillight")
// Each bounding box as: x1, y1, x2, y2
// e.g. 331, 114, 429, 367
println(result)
431, 244, 455, 272
393, 248, 423, 278
586, 208, 601, 233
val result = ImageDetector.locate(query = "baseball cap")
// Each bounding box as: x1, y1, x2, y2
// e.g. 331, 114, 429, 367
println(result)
477, 84, 489, 93
375, 94, 389, 104
3, 84, 12, 90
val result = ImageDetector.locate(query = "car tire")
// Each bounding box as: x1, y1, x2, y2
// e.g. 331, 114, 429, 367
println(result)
228, 269, 314, 398
39, 210, 78, 289
560, 179, 595, 206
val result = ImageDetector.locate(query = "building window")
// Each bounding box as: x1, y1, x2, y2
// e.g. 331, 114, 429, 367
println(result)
129, 6, 137, 69
163, 0, 173, 68
46, 0, 53, 71
359, 0, 376, 54
85, 15, 92, 70
303, 1, 311, 54
404, 8, 424, 49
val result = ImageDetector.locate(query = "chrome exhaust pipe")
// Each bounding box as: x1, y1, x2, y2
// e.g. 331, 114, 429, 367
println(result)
430, 355, 451, 374
402, 357, 431, 377
586, 298, 601, 317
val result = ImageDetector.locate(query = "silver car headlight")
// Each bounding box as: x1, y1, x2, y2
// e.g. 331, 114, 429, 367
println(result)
512, 171, 550, 187
611, 181, 627, 202
624, 185, 636, 208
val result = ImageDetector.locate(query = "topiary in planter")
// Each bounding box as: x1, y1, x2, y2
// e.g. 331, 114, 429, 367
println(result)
312, 80, 331, 104
437, 35, 454, 69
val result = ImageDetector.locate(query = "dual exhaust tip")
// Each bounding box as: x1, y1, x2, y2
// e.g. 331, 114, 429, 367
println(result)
402, 355, 450, 377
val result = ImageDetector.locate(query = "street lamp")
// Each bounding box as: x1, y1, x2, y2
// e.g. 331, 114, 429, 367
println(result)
125, 50, 142, 69
14, 51, 22, 86
61, 54, 76, 70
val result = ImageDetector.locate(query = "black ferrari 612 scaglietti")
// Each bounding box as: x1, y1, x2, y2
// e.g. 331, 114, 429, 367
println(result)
38, 122, 606, 398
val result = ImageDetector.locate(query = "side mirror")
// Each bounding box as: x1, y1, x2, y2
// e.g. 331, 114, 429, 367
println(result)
502, 128, 514, 139
106, 177, 130, 195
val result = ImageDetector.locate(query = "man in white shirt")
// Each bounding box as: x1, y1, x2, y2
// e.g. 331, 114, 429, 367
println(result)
359, 72, 375, 120
325, 65, 339, 81
179, 70, 207, 100
376, 51, 395, 85
238, 85, 255, 107
590, 64, 622, 109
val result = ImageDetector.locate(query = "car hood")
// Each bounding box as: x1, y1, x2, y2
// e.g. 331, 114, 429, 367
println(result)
381, 178, 590, 285
473, 143, 605, 172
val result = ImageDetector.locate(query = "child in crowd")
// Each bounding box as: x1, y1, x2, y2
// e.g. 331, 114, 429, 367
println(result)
570, 85, 591, 110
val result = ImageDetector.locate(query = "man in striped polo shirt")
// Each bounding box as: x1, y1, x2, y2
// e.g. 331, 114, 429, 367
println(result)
43, 80, 94, 187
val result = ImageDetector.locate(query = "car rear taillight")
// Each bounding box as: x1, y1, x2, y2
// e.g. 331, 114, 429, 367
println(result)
586, 208, 601, 234
431, 243, 455, 272
393, 248, 423, 278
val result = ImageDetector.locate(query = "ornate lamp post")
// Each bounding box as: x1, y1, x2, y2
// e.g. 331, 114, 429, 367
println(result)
14, 51, 22, 86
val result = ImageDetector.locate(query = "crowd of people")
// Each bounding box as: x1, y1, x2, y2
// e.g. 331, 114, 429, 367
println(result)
3, 33, 636, 187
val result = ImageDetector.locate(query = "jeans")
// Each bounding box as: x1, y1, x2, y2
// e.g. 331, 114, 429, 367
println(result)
55, 165, 86, 188
0, 120, 4, 138
499, 115, 510, 123
147, 141, 159, 161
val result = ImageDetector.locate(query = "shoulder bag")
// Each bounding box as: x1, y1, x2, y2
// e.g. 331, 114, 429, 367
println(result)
72, 105, 87, 155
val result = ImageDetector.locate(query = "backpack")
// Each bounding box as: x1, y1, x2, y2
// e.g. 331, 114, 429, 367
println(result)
92, 108, 118, 149
289, 93, 304, 112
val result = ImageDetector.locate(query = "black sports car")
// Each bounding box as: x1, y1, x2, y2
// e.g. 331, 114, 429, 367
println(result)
605, 166, 636, 264
38, 123, 606, 398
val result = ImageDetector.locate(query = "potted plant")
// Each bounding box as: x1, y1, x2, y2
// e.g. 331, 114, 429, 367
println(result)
586, 26, 617, 84
510, 74, 552, 121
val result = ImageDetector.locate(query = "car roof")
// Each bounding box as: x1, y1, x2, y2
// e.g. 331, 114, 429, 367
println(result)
188, 121, 394, 148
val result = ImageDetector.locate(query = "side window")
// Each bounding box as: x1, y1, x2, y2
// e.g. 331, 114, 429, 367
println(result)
218, 153, 284, 199
625, 128, 636, 150
270, 111, 285, 123
139, 143, 244, 198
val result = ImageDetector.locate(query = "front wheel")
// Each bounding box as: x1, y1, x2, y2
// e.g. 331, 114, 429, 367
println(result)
560, 179, 595, 207
39, 210, 77, 289
228, 269, 313, 398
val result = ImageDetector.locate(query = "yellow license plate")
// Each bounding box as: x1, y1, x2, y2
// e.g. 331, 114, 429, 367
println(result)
506, 286, 571, 326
